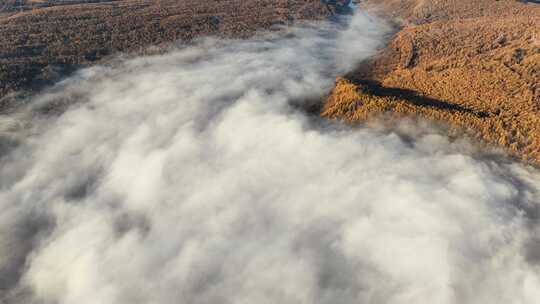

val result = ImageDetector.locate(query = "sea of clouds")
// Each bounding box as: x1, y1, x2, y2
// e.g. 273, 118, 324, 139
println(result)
1, 11, 540, 304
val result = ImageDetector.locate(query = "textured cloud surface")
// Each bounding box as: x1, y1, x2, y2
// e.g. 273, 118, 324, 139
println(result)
1, 12, 540, 304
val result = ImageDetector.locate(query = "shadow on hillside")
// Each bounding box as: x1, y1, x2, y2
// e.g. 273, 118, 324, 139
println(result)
344, 76, 491, 118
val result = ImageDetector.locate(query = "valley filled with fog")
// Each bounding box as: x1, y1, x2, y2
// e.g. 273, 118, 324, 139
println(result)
1, 12, 540, 304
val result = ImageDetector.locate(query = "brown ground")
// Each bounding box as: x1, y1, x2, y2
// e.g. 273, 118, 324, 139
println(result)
323, 0, 540, 164
0, 0, 332, 105
2, 0, 540, 164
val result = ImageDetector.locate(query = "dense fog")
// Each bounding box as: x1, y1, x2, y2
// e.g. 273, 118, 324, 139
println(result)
1, 12, 539, 304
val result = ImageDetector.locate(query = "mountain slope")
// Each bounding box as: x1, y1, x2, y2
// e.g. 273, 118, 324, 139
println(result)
323, 0, 540, 164
0, 0, 332, 103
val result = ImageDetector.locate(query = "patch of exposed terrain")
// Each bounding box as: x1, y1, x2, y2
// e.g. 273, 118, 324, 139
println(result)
0, 0, 333, 103
323, 0, 540, 165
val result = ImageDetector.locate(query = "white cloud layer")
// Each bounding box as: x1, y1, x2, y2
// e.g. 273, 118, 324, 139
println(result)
1, 12, 540, 304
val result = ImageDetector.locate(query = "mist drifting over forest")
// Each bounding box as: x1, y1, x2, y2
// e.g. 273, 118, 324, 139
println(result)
1, 11, 540, 304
